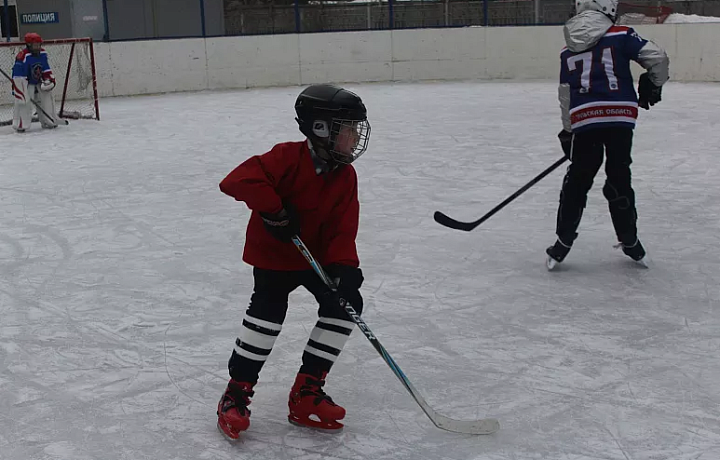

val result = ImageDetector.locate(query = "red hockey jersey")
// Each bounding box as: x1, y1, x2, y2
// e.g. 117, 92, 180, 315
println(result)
220, 141, 360, 271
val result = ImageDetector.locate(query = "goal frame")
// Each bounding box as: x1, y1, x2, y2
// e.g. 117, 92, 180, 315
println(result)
0, 37, 100, 122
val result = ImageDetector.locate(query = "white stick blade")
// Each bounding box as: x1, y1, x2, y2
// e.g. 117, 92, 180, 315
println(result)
432, 415, 500, 435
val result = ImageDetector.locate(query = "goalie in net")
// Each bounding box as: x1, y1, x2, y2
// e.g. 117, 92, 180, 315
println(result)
11, 33, 58, 132
2, 34, 99, 129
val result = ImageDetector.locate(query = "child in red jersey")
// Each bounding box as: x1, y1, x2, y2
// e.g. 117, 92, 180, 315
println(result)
216, 84, 371, 440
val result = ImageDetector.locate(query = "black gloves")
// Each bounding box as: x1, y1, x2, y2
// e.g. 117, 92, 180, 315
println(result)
558, 130, 573, 160
324, 264, 364, 315
638, 72, 662, 110
260, 204, 300, 242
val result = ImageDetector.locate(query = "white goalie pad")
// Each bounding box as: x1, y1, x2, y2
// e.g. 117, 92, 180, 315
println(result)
12, 77, 28, 104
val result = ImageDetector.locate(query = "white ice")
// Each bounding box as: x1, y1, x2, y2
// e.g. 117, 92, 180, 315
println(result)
1, 81, 720, 460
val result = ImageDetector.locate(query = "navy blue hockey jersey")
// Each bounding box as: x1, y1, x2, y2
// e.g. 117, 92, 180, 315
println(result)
560, 26, 647, 132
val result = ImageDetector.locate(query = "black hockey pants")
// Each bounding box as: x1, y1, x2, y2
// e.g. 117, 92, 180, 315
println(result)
228, 268, 362, 384
555, 127, 638, 246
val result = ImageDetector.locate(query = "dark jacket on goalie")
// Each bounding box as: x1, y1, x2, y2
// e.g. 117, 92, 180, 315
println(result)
219, 140, 360, 271
558, 11, 669, 133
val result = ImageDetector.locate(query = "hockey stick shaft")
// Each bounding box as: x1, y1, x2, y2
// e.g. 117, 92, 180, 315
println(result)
434, 156, 568, 231
0, 67, 68, 126
291, 235, 499, 435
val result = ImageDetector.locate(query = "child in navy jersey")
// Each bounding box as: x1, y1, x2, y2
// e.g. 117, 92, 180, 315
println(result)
546, 0, 669, 270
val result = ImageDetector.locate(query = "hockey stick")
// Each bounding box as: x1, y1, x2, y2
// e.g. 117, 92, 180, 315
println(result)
291, 235, 500, 435
434, 156, 568, 231
0, 68, 69, 126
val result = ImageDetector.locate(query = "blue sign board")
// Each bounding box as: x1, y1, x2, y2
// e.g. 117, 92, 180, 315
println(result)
21, 12, 60, 25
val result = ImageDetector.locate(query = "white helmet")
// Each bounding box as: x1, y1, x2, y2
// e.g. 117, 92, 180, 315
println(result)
576, 0, 619, 20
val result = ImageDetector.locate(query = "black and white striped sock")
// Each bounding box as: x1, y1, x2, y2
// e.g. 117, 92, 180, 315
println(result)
229, 313, 282, 382
303, 317, 355, 367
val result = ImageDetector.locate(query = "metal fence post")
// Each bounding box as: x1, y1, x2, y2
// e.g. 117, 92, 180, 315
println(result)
444, 0, 449, 26
200, 0, 207, 37
2, 0, 9, 42
295, 0, 300, 33
389, 0, 394, 29
483, 0, 488, 26
102, 0, 111, 41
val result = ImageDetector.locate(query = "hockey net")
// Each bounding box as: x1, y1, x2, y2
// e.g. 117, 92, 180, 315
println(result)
616, 3, 673, 25
0, 37, 99, 126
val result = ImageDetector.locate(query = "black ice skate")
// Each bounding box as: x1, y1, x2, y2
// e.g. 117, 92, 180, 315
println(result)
546, 238, 572, 271
614, 238, 648, 268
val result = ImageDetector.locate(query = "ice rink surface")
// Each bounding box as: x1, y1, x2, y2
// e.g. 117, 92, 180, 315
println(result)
1, 80, 719, 460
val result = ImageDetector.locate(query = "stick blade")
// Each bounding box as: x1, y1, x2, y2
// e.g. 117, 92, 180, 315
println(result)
431, 414, 500, 435
433, 211, 478, 232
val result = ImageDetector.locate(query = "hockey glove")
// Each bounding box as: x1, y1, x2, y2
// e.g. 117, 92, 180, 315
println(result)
638, 72, 662, 110
260, 203, 300, 243
324, 264, 364, 315
40, 77, 56, 92
558, 130, 573, 160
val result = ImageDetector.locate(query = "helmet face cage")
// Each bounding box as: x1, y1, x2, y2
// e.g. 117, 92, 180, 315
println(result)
328, 118, 370, 164
294, 85, 370, 164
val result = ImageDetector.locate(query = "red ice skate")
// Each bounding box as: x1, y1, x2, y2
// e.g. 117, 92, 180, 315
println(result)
217, 379, 254, 440
288, 372, 346, 431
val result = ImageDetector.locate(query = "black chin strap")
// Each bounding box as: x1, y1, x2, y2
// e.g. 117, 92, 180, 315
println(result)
307, 140, 336, 175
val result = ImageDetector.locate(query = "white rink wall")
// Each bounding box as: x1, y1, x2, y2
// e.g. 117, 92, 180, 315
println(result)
92, 23, 720, 97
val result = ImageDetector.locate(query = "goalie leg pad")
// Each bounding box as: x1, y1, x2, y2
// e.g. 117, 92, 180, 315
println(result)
35, 88, 58, 128
12, 77, 28, 104
13, 91, 33, 132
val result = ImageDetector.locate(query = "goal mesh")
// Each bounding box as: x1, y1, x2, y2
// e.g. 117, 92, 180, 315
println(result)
0, 37, 99, 126
616, 3, 673, 25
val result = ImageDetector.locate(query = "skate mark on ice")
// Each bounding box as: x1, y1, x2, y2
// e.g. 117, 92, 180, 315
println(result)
163, 322, 207, 406
100, 198, 179, 248
0, 231, 25, 262
604, 426, 633, 460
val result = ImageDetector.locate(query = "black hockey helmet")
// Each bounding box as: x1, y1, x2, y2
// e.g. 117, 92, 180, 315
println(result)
295, 84, 370, 164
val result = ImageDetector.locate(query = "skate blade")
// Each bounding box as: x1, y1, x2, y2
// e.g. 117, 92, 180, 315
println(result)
217, 420, 243, 442
288, 416, 344, 432
546, 256, 559, 271
634, 256, 650, 268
